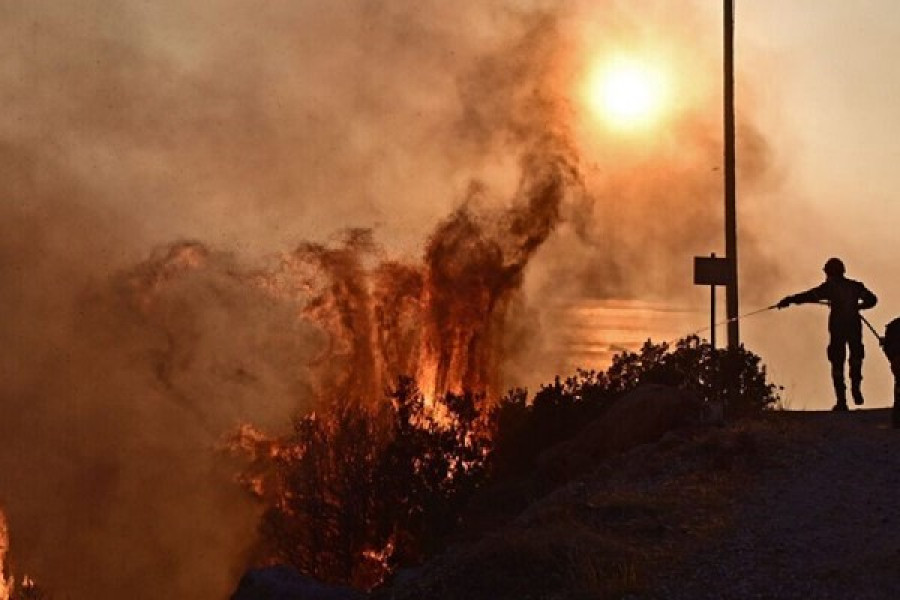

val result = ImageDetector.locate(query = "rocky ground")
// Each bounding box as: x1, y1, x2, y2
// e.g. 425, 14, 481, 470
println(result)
637, 408, 900, 600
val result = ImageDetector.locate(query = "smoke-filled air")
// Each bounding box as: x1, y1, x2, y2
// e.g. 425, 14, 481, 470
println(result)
1, 1, 785, 598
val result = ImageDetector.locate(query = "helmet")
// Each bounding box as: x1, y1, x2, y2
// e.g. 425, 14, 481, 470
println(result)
823, 257, 845, 277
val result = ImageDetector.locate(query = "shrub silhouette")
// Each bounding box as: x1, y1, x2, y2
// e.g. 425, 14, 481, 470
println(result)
490, 336, 780, 478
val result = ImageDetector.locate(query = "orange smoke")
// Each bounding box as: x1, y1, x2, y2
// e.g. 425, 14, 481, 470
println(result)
130, 139, 578, 414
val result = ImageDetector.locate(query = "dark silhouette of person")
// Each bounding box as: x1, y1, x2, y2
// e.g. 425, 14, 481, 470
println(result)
882, 318, 900, 428
777, 258, 878, 411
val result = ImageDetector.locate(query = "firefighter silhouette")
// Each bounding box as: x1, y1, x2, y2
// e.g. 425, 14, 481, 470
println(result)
777, 258, 878, 410
882, 318, 900, 428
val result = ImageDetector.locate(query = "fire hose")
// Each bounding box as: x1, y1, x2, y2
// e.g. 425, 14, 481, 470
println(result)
860, 314, 883, 344
688, 304, 776, 340
813, 300, 885, 345
684, 301, 885, 347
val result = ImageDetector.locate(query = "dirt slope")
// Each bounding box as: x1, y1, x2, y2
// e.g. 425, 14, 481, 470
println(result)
639, 408, 900, 600
386, 407, 899, 600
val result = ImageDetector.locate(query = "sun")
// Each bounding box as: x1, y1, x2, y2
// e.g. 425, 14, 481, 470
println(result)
585, 57, 668, 131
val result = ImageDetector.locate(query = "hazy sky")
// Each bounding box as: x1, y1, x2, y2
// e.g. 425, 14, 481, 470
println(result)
742, 0, 900, 215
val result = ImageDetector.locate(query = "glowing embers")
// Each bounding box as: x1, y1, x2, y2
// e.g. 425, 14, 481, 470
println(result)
0, 510, 8, 600
584, 55, 669, 132
0, 510, 40, 600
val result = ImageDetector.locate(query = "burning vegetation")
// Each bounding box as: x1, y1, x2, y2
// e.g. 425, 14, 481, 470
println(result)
0, 511, 9, 600
228, 337, 779, 591
0, 511, 46, 600
122, 98, 581, 589
246, 378, 493, 588
101, 26, 584, 588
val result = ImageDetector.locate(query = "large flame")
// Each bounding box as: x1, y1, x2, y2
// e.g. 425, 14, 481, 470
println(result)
124, 140, 578, 417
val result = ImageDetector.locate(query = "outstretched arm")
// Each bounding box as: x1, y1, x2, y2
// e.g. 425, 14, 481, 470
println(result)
777, 284, 826, 309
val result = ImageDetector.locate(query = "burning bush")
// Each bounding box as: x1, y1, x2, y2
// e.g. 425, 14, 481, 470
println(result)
0, 511, 49, 600
256, 377, 492, 589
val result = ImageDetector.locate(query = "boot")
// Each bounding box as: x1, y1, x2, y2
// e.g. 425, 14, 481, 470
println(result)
832, 385, 849, 412
851, 382, 865, 406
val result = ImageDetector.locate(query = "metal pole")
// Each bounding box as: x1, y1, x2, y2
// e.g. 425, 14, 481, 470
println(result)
724, 0, 740, 349
710, 253, 717, 349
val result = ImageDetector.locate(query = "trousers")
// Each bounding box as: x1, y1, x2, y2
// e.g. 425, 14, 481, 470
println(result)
827, 322, 864, 397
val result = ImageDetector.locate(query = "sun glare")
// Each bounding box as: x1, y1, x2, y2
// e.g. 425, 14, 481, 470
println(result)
585, 57, 668, 131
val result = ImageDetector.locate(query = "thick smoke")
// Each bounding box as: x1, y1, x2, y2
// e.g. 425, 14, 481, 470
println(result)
1, 1, 783, 598
0, 172, 321, 597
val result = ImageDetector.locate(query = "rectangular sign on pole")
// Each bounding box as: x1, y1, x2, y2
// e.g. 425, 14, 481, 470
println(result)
694, 255, 732, 286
